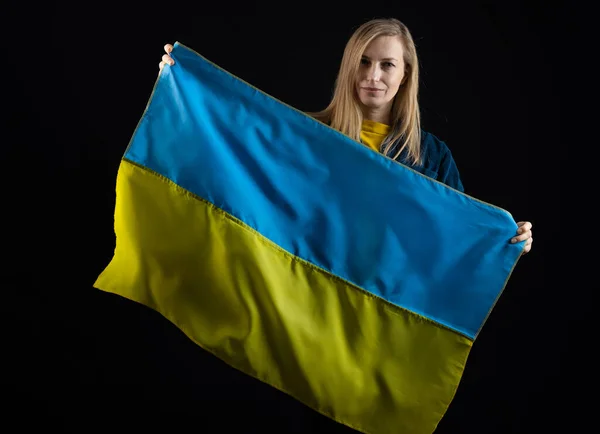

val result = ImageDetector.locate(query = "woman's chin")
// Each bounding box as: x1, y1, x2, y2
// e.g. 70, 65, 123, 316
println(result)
359, 98, 386, 109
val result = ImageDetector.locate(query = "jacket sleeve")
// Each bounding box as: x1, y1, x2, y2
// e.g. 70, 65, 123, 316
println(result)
437, 146, 464, 192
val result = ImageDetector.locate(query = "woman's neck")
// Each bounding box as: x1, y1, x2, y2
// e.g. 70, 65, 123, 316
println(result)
362, 106, 392, 125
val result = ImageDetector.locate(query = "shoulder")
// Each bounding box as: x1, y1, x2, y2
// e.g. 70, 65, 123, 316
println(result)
420, 130, 452, 160
385, 128, 464, 190
419, 129, 464, 192
414, 129, 453, 175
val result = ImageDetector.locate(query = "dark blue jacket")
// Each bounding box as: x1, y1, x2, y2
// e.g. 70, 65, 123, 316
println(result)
383, 130, 464, 192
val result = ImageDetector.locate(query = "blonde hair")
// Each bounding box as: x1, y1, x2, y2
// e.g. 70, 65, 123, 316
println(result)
310, 18, 422, 165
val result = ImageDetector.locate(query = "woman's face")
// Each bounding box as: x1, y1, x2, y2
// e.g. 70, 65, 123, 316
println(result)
355, 36, 406, 113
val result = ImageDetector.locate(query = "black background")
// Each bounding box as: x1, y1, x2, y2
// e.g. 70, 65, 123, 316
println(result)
5, 2, 579, 433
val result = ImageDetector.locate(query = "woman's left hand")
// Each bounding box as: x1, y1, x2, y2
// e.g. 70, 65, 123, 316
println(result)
511, 221, 533, 255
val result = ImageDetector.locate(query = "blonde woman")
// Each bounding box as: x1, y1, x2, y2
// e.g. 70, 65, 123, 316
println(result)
158, 18, 533, 254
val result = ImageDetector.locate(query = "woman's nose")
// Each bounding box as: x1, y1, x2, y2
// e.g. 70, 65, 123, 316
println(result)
367, 65, 382, 81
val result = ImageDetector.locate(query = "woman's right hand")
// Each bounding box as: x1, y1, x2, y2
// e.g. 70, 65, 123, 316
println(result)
159, 44, 175, 72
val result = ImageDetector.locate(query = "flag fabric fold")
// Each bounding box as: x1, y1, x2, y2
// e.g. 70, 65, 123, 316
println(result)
94, 42, 523, 434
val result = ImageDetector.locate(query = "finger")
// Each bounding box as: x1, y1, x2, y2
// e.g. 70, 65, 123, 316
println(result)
159, 61, 164, 71
164, 43, 173, 54
162, 54, 174, 66
516, 221, 533, 233
511, 230, 532, 243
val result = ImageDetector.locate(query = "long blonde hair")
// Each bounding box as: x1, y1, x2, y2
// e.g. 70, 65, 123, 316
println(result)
310, 18, 422, 165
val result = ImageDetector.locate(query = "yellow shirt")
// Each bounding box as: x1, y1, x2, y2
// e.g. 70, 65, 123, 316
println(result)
360, 119, 391, 153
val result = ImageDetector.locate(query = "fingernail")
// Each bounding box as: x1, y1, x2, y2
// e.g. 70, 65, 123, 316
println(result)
512, 238, 518, 243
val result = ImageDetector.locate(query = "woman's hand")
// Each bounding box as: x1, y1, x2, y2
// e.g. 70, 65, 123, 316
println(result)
512, 221, 533, 255
159, 44, 175, 72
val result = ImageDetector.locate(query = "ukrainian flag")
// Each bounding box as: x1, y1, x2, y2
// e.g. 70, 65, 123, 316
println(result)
94, 42, 524, 434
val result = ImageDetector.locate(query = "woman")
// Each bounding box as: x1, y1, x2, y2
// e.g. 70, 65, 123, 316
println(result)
159, 18, 533, 254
